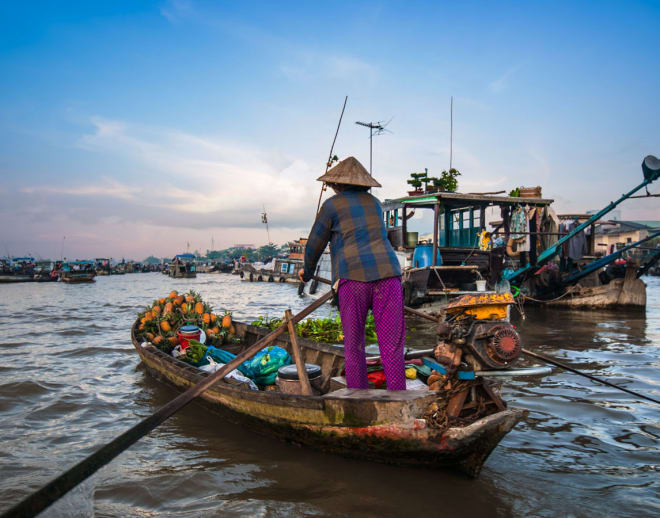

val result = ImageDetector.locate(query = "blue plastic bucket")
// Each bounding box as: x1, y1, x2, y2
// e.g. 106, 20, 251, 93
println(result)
412, 244, 442, 268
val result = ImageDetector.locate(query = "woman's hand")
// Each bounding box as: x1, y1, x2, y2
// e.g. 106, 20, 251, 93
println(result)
298, 268, 305, 282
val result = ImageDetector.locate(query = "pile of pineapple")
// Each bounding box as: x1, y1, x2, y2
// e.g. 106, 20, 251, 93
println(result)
136, 289, 235, 353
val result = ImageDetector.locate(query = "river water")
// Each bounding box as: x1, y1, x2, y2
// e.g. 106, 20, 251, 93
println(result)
0, 273, 658, 517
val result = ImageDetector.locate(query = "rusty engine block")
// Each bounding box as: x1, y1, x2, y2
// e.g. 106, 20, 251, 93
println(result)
434, 292, 521, 372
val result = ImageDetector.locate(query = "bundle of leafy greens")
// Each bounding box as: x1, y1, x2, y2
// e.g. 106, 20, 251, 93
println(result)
251, 313, 377, 344
184, 340, 207, 364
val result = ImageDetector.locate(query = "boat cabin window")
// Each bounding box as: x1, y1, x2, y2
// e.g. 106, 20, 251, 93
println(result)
439, 208, 481, 247
384, 209, 400, 228
281, 263, 289, 273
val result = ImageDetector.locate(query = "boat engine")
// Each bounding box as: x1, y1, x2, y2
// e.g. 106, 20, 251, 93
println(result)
434, 293, 521, 373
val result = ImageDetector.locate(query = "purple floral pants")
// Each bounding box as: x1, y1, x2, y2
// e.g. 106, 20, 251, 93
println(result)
337, 276, 406, 390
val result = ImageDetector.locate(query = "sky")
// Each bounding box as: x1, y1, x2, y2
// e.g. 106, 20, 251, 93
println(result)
1, 0, 659, 260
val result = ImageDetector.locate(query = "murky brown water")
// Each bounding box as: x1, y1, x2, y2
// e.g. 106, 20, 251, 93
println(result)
1, 273, 658, 517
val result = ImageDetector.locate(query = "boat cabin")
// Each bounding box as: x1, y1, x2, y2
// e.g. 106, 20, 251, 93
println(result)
382, 191, 553, 307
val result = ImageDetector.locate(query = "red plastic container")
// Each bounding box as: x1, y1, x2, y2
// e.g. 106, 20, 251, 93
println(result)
177, 325, 201, 350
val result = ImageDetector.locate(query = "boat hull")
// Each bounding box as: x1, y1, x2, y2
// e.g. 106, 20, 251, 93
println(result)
132, 321, 525, 477
0, 275, 34, 283
168, 272, 196, 278
60, 273, 96, 283
545, 277, 646, 308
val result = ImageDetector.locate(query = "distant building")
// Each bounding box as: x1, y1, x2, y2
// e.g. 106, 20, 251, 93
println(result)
233, 244, 256, 250
287, 239, 307, 261
588, 209, 621, 221
594, 220, 660, 253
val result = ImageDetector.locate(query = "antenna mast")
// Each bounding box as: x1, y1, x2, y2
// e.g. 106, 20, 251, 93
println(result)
261, 205, 271, 244
450, 96, 453, 170
355, 119, 391, 175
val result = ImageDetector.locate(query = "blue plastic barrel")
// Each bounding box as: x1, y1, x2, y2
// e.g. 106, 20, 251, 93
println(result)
412, 244, 443, 268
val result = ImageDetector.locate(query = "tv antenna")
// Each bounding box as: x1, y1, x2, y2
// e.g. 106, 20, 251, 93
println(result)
261, 205, 271, 244
355, 118, 392, 175
449, 96, 453, 170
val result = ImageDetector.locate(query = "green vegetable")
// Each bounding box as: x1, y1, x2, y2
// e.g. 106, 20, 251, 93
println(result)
251, 312, 378, 344
183, 340, 207, 364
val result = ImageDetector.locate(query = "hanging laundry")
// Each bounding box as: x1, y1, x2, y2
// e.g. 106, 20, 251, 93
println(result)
566, 219, 588, 261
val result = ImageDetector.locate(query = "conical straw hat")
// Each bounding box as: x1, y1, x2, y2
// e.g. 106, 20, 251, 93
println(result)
316, 156, 382, 188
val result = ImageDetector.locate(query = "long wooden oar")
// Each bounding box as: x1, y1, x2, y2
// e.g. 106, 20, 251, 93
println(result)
2, 290, 334, 518
312, 276, 659, 405
520, 348, 660, 405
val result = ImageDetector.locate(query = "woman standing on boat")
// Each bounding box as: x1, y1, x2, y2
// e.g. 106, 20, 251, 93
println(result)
299, 157, 406, 390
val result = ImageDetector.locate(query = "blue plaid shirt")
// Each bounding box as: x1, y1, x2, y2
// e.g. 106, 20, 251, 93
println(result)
302, 191, 401, 283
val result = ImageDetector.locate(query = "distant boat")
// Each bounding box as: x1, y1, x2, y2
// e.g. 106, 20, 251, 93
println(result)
0, 257, 36, 283
95, 258, 112, 275
33, 260, 60, 282
60, 261, 96, 283
168, 254, 196, 278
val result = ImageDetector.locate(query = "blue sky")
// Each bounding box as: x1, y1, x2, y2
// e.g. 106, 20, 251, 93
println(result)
1, 0, 658, 259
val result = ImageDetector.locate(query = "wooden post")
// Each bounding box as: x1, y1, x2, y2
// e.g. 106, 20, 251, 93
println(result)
285, 309, 313, 395
432, 202, 439, 266
402, 203, 408, 248
444, 210, 451, 247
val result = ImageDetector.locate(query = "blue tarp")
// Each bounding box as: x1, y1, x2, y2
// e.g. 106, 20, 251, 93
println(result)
206, 345, 291, 386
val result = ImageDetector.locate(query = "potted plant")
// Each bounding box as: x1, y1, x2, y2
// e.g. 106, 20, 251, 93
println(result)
407, 169, 429, 196
427, 176, 441, 193
436, 168, 461, 192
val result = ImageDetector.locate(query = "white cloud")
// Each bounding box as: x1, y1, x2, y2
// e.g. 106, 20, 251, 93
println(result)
160, 0, 194, 23
489, 65, 522, 93
280, 52, 378, 84
21, 177, 141, 200
24, 117, 320, 234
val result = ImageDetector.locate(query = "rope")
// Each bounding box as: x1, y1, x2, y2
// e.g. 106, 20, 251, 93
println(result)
519, 285, 578, 304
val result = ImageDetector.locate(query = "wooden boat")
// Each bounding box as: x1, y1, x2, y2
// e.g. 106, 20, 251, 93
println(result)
60, 261, 96, 283
131, 319, 526, 477
33, 260, 59, 282
168, 254, 196, 278
543, 276, 646, 308
0, 257, 36, 283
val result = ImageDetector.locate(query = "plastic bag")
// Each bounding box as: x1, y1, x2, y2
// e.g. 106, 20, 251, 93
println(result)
206, 346, 254, 378
247, 346, 291, 386
199, 357, 259, 391
205, 345, 291, 385
405, 378, 429, 390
